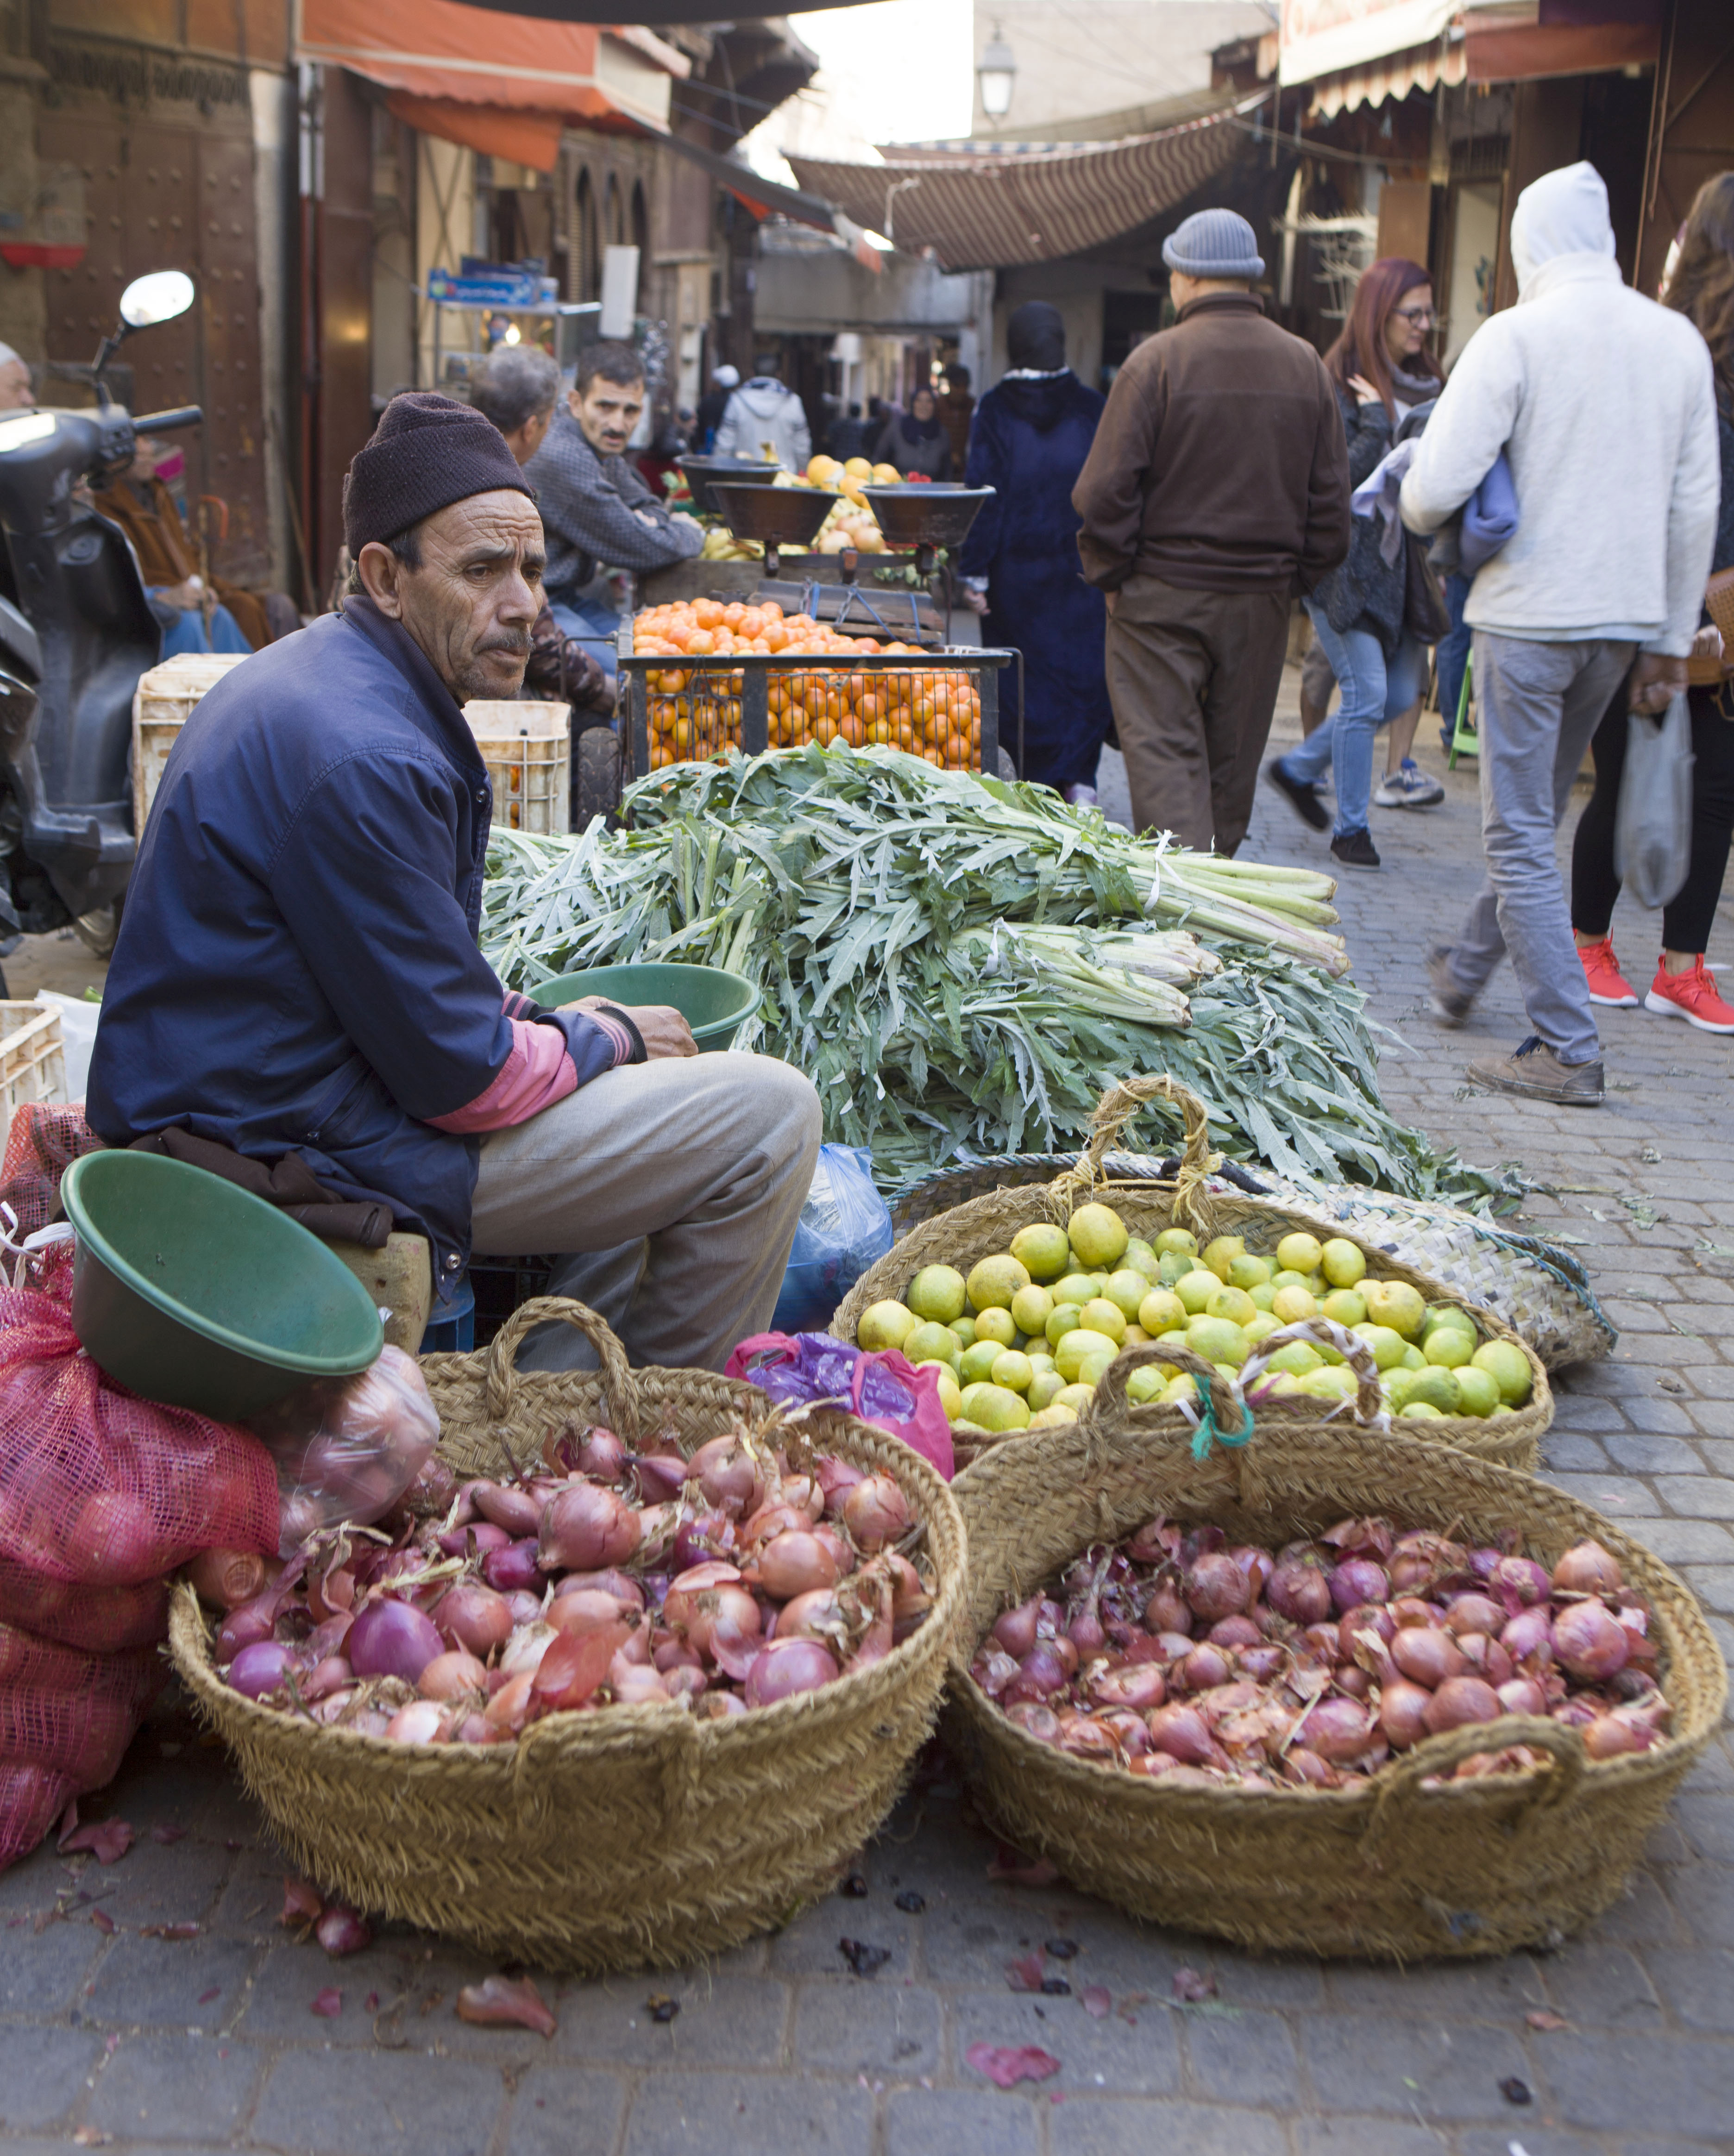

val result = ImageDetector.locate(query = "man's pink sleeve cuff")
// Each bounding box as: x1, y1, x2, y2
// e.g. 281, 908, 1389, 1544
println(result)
426, 1018, 578, 1133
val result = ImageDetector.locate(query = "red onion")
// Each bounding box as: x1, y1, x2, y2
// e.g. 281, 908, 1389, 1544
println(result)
1143, 1579, 1193, 1636
1328, 1559, 1389, 1614
1180, 1643, 1233, 1692
482, 1539, 543, 1592
817, 1456, 864, 1514
1284, 1747, 1339, 1787
1307, 1697, 1373, 1762
433, 1585, 513, 1659
215, 1599, 276, 1665
1059, 1715, 1121, 1762
1152, 1631, 1195, 1661
1097, 1707, 1150, 1755
1206, 1614, 1263, 1649
1442, 1593, 1502, 1636
1377, 1679, 1433, 1749
1238, 1644, 1288, 1683
842, 1475, 911, 1552
1007, 1645, 1070, 1701
558, 1569, 645, 1611
315, 1907, 372, 1956
609, 1664, 671, 1705
1497, 1678, 1547, 1717
1552, 1540, 1624, 1597
348, 1598, 444, 1684
1501, 1607, 1553, 1666
1388, 1598, 1440, 1629
1423, 1676, 1501, 1733
777, 1587, 846, 1642
1324, 1516, 1394, 1561
1454, 1635, 1514, 1686
188, 1548, 269, 1610
539, 1485, 641, 1573
1300, 1622, 1341, 1662
1390, 1627, 1464, 1690
574, 1427, 627, 1482
438, 1521, 510, 1558
635, 1453, 690, 1504
1089, 1663, 1167, 1712
1266, 1558, 1332, 1626
1069, 1606, 1106, 1656
972, 1648, 1018, 1698
687, 1434, 766, 1515
1583, 1711, 1646, 1759
757, 1530, 841, 1601
1183, 1552, 1250, 1620
472, 1481, 541, 1538
1227, 1545, 1275, 1598
1492, 1555, 1551, 1608
1129, 1749, 1178, 1778
547, 1588, 628, 1639
385, 1701, 445, 1744
302, 1655, 352, 1702
744, 1637, 839, 1707
1552, 1601, 1629, 1682
1006, 1702, 1062, 1744
1146, 1702, 1216, 1764
532, 1623, 629, 1711
503, 1590, 544, 1628
1336, 1666, 1373, 1699
1339, 1604, 1395, 1663
62, 1491, 159, 1584
228, 1641, 295, 1698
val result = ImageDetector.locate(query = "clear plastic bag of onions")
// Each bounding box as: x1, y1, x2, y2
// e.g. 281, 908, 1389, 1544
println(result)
969, 1515, 1669, 1788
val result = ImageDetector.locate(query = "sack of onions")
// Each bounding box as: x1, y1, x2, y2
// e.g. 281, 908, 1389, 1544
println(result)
170, 1297, 965, 1975
944, 1373, 1725, 1961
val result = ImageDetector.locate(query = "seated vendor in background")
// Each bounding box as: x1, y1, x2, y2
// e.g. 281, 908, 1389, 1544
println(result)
87, 391, 821, 1373
523, 340, 703, 688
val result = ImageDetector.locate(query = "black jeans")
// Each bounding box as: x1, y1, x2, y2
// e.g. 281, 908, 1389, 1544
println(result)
1571, 679, 1734, 954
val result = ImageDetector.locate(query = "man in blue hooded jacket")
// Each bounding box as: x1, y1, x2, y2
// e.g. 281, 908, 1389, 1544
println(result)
88, 391, 820, 1370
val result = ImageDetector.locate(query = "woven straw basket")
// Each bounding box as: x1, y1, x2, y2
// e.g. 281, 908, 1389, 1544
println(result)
945, 1409, 1726, 1960
171, 1299, 968, 1974
832, 1077, 1552, 1473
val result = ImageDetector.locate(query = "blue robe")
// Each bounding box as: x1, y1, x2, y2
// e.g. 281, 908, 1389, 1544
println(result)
960, 371, 1112, 793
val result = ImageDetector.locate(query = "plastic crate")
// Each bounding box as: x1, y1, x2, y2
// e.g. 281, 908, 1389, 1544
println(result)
463, 702, 571, 834
131, 653, 251, 832
0, 1001, 66, 1141
467, 1254, 554, 1346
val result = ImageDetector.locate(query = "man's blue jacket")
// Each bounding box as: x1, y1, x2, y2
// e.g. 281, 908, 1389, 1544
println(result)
87, 597, 619, 1298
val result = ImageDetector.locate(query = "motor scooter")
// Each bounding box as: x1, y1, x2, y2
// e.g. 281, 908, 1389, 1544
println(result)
0, 269, 202, 983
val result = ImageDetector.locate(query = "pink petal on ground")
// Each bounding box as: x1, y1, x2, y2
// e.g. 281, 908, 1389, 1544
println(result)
281, 1878, 324, 1926
1005, 1950, 1046, 1993
1171, 1966, 1217, 2003
455, 1974, 557, 2038
90, 1908, 115, 1936
986, 1849, 1059, 1886
197, 1987, 221, 2006
150, 1825, 188, 1845
60, 1820, 133, 1865
965, 2042, 1062, 2089
1081, 1986, 1112, 2019
310, 1987, 343, 2018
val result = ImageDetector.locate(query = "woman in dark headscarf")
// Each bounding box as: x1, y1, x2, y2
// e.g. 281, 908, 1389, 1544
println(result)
873, 384, 953, 479
957, 302, 1112, 801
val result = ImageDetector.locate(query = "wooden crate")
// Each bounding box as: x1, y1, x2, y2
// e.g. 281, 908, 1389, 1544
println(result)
463, 702, 571, 834
0, 1001, 65, 1140
132, 653, 251, 833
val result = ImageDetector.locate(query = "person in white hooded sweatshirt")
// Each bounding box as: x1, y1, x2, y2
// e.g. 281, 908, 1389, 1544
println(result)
711, 364, 812, 472
1401, 162, 1719, 1106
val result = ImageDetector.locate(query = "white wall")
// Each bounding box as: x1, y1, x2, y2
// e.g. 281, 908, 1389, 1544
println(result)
971, 0, 1274, 135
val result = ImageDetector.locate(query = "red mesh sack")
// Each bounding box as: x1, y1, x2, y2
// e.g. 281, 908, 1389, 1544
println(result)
0, 1758, 75, 1873
0, 1623, 163, 1784
0, 1562, 169, 1654
0, 1103, 101, 1241
0, 1283, 279, 1589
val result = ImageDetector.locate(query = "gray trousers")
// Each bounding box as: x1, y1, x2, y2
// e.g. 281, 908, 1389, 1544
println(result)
470, 1051, 822, 1375
1445, 631, 1634, 1065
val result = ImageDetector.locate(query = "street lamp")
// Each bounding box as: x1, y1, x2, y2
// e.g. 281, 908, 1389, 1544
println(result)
977, 26, 1015, 121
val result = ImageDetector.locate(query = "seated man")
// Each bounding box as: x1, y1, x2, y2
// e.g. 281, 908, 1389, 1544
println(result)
524, 341, 704, 685
87, 391, 821, 1372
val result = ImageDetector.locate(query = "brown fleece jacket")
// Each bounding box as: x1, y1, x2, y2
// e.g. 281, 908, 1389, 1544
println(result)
1072, 292, 1351, 595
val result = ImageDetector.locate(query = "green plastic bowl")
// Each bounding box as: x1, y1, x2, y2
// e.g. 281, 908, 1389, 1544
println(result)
62, 1150, 384, 1422
526, 961, 759, 1052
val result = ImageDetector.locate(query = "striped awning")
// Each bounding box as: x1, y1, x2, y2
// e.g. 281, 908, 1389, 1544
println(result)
786, 96, 1266, 274
1308, 34, 1467, 114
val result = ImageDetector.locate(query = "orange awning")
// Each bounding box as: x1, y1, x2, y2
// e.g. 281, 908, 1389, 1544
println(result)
297, 0, 687, 169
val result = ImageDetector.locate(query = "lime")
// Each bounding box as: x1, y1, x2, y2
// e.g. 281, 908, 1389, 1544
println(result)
1320, 1238, 1367, 1288
1423, 1302, 1477, 1340
1320, 1288, 1368, 1329
1243, 1313, 1279, 1346
1138, 1287, 1186, 1335
967, 1254, 1030, 1311
1080, 1297, 1128, 1345
1054, 1383, 1096, 1414
1201, 1235, 1245, 1281
1158, 1252, 1200, 1288
1155, 1228, 1198, 1257
1077, 1345, 1118, 1386
1068, 1203, 1129, 1270
1046, 1303, 1085, 1347
1271, 1284, 1318, 1326
1025, 1348, 1056, 1374
931, 1366, 962, 1421
1027, 1369, 1066, 1411
1383, 1367, 1417, 1411
903, 1321, 960, 1368
1055, 1328, 1121, 1382
1104, 1269, 1151, 1321
1263, 1340, 1323, 1378
1226, 1253, 1272, 1291
1185, 1315, 1248, 1367
1053, 1272, 1100, 1310
957, 1382, 1031, 1433
1452, 1365, 1500, 1417
1276, 1230, 1324, 1274
959, 1339, 1005, 1385
973, 1306, 1017, 1348
1250, 1283, 1276, 1311
858, 1300, 915, 1351
991, 1349, 1035, 1395
1351, 1322, 1407, 1372
1400, 1344, 1426, 1371
949, 1317, 976, 1348
1163, 1372, 1199, 1405
1300, 1365, 1357, 1400
907, 1265, 967, 1324
1206, 1285, 1257, 1328
1123, 1238, 1160, 1282
1405, 1365, 1462, 1414
1010, 1283, 1055, 1337
1010, 1222, 1072, 1281
1471, 1338, 1533, 1405
1424, 1326, 1474, 1370
1176, 1270, 1218, 1316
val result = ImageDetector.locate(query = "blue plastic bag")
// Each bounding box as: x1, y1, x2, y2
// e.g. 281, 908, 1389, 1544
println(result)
770, 1144, 893, 1335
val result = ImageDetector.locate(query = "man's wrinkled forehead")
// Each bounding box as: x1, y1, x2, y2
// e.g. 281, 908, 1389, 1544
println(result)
422, 490, 546, 567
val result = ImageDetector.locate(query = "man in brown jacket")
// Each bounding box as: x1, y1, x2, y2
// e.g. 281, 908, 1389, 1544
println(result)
1073, 208, 1351, 853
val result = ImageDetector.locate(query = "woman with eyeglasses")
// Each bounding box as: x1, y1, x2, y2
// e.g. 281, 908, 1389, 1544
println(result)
1268, 257, 1448, 868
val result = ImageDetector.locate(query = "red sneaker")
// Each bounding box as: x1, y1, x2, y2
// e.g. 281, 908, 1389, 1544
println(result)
1645, 959, 1734, 1034
1577, 937, 1638, 1007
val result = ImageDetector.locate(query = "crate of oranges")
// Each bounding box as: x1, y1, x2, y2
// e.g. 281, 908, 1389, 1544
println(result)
623, 597, 1018, 777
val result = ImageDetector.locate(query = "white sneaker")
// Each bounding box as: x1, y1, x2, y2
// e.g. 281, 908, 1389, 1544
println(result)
1373, 758, 1445, 808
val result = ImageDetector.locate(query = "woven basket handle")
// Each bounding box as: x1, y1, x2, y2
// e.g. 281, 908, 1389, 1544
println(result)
1084, 1337, 1244, 1435
1360, 1714, 1588, 1863
1238, 1318, 1388, 1428
484, 1296, 641, 1444
1055, 1074, 1219, 1234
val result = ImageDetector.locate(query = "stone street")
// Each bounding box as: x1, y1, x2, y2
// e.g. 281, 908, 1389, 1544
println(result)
1, 677, 1730, 2156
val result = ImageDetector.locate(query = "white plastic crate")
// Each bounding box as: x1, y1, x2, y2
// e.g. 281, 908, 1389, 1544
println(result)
0, 1001, 66, 1140
464, 701, 571, 834
131, 653, 251, 833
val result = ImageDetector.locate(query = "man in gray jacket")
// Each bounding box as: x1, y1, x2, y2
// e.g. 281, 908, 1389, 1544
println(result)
1402, 162, 1718, 1106
713, 361, 812, 472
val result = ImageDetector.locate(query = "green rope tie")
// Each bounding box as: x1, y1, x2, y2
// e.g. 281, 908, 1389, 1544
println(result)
1189, 1386, 1255, 1461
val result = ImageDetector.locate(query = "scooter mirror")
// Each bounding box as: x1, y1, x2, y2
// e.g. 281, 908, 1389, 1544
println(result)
118, 270, 195, 331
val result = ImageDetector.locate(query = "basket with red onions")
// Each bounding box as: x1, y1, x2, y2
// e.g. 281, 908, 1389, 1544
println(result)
170, 1298, 966, 1974
947, 1409, 1725, 1961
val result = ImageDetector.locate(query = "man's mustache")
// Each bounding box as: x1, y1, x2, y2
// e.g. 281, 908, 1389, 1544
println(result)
477, 631, 532, 657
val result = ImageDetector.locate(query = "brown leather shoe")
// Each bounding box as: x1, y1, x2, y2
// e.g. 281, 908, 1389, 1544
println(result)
1466, 1037, 1604, 1106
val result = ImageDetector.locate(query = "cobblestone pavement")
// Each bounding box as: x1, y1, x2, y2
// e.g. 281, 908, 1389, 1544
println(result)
3, 682, 1732, 2156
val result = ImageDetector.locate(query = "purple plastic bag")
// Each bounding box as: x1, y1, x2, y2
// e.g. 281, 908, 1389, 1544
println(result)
727, 1333, 955, 1480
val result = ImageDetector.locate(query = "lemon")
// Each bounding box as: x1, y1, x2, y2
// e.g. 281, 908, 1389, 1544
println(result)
1226, 1253, 1272, 1291
1054, 1382, 1096, 1414
1300, 1365, 1358, 1400
903, 1321, 960, 1368
952, 1420, 989, 1437
1405, 1365, 1462, 1414
907, 1264, 968, 1324
1243, 1312, 1279, 1346
1351, 1322, 1407, 1371
1046, 1303, 1085, 1347
1270, 1269, 1307, 1291
1077, 1345, 1118, 1386
958, 1339, 1005, 1385
1156, 1328, 1189, 1348
1452, 1365, 1500, 1417
1263, 1340, 1323, 1378
1123, 1238, 1160, 1281
1423, 1326, 1474, 1370
1201, 1235, 1245, 1280
1010, 1223, 1071, 1281
1320, 1238, 1367, 1288
973, 1306, 1017, 1348
859, 1300, 916, 1350
1423, 1302, 1477, 1340
949, 1317, 976, 1348
1122, 1324, 1151, 1348
1053, 1272, 1099, 1310
1158, 1252, 1202, 1288
1138, 1288, 1186, 1335
1025, 1348, 1056, 1374
1176, 1270, 1219, 1316
1163, 1372, 1198, 1404
1185, 1315, 1248, 1367
1055, 1328, 1120, 1382
1027, 1404, 1079, 1428
1155, 1227, 1198, 1257
1471, 1338, 1532, 1405
1250, 1284, 1276, 1311
1365, 1279, 1425, 1338
1010, 1283, 1055, 1337
1027, 1369, 1066, 1411
1207, 1284, 1257, 1328
967, 1254, 1030, 1311
931, 1366, 962, 1421
1068, 1203, 1129, 1269
1104, 1269, 1151, 1321
1127, 1366, 1167, 1404
1320, 1288, 1368, 1329
1400, 1401, 1446, 1421
1400, 1344, 1426, 1370
1271, 1285, 1318, 1326
991, 1349, 1035, 1395
1261, 1372, 1305, 1399
1383, 1367, 1418, 1411
958, 1382, 1031, 1433
1276, 1230, 1324, 1274
1080, 1297, 1128, 1345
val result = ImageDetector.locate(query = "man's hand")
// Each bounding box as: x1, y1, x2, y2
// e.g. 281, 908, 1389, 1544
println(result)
1691, 621, 1728, 674
564, 995, 697, 1059
670, 512, 704, 539
1629, 652, 1688, 715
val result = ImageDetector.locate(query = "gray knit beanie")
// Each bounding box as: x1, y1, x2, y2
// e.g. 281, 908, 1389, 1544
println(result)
1162, 208, 1265, 282
343, 391, 535, 556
